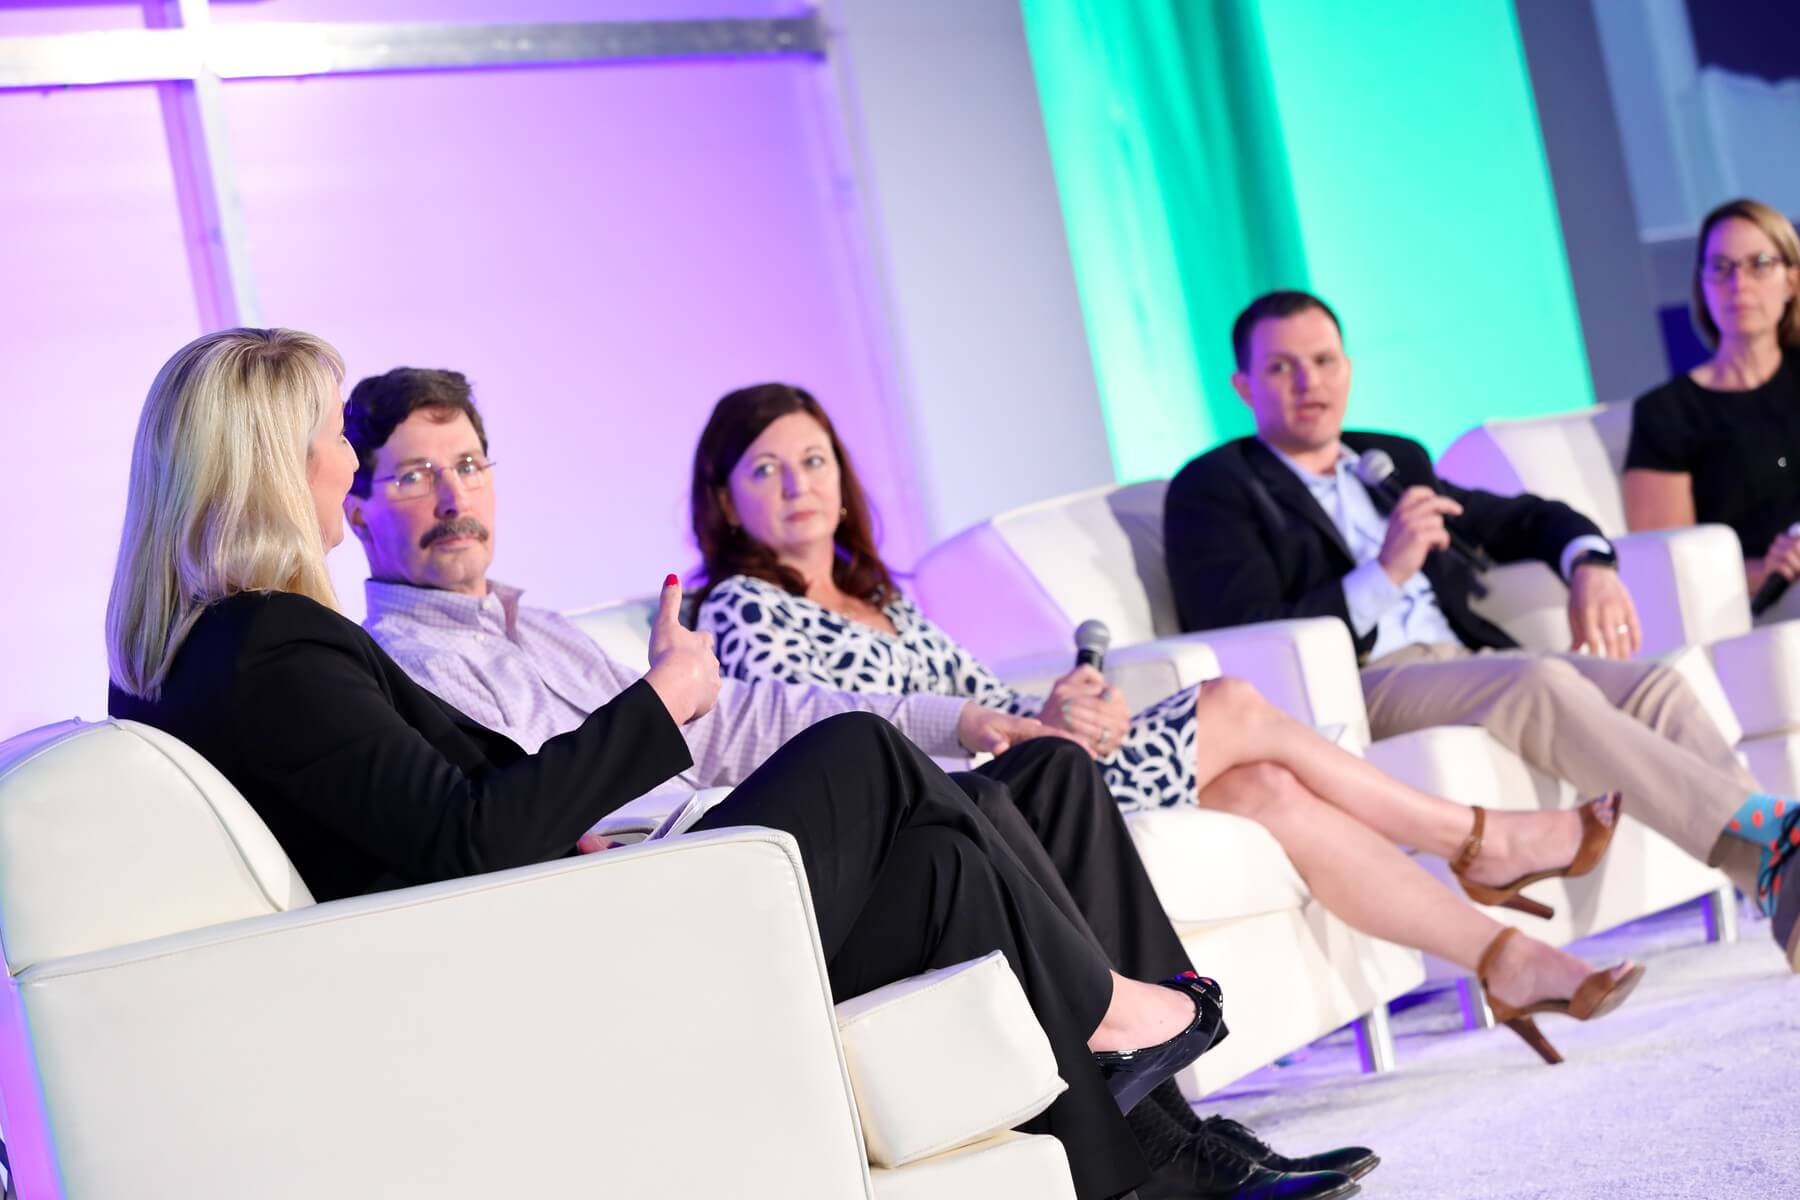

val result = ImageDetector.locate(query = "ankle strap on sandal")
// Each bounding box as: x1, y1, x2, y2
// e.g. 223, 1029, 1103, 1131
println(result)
1450, 806, 1487, 875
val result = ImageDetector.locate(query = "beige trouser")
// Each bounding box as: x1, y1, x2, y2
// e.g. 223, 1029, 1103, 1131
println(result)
1360, 642, 1764, 890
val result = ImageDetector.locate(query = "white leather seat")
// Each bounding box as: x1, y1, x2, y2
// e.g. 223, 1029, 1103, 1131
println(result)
909, 481, 1731, 1048
0, 719, 1074, 1200
1440, 405, 1800, 799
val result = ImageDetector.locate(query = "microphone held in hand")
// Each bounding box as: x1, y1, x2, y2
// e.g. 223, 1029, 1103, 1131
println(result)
1074, 619, 1111, 671
1751, 522, 1800, 616
1355, 448, 1492, 574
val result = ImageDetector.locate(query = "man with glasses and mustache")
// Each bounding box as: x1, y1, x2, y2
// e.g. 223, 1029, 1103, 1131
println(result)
341, 367, 1377, 1200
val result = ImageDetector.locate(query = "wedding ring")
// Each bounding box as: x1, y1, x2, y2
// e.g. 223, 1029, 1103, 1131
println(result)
1614, 623, 1630, 634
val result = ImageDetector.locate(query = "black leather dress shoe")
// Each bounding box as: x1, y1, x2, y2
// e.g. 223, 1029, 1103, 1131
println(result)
1139, 1129, 1359, 1200
1196, 1116, 1379, 1181
1093, 973, 1229, 1115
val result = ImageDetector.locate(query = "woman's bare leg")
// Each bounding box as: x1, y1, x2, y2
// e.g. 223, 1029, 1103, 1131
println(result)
1188, 677, 1584, 888
1201, 762, 1593, 1008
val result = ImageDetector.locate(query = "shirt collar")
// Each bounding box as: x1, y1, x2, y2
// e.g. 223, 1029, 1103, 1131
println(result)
1260, 439, 1357, 489
364, 577, 525, 635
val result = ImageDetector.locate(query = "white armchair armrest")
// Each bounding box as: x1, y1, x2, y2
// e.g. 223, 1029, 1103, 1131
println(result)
9, 830, 876, 1200
835, 951, 1064, 1169
1615, 525, 1751, 653
1712, 620, 1800, 738
1469, 526, 1753, 658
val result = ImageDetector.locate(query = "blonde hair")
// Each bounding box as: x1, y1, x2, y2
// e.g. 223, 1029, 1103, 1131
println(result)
107, 328, 346, 698
1692, 197, 1800, 349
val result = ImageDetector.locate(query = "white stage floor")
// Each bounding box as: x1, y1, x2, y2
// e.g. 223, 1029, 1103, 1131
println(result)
1199, 898, 1795, 1198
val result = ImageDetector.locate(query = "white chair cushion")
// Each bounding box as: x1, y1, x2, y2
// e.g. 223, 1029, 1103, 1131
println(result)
1125, 806, 1309, 923
834, 951, 1064, 1169
562, 597, 657, 673
870, 1130, 1075, 1200
0, 720, 313, 972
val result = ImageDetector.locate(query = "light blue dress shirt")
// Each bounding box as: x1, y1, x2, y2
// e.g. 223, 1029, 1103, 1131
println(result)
1262, 442, 1609, 661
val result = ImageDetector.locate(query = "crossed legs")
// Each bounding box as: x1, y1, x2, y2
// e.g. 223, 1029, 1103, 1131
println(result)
1184, 678, 1606, 1007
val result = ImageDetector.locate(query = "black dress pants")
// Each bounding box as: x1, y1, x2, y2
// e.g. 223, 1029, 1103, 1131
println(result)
692, 712, 1146, 1200
959, 737, 1193, 984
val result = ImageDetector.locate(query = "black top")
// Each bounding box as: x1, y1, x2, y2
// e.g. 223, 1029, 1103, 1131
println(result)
1164, 431, 1604, 660
1626, 349, 1800, 560
109, 591, 692, 902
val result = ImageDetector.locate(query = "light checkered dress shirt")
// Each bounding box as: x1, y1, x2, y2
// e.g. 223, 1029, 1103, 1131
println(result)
362, 579, 970, 789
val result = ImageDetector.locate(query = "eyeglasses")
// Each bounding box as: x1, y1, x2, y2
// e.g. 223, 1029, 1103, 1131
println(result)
1702, 253, 1791, 284
370, 456, 497, 501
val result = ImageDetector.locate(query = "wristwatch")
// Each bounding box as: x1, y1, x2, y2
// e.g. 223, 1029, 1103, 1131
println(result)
1569, 546, 1619, 572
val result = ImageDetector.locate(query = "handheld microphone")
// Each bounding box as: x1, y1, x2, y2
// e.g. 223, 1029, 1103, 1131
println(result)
1355, 449, 1492, 573
1750, 522, 1800, 616
1074, 619, 1111, 672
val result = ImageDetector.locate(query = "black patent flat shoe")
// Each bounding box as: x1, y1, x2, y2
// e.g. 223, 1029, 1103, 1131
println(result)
1093, 972, 1228, 1115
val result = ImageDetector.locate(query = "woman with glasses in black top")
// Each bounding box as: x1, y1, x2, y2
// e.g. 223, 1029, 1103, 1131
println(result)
1624, 197, 1800, 618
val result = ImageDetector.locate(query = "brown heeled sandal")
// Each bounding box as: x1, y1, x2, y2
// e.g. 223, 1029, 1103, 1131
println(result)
1477, 926, 1645, 1064
1450, 793, 1622, 919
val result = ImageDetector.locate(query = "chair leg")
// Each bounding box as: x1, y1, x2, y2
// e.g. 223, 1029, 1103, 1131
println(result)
1353, 1004, 1396, 1074
1456, 976, 1496, 1030
1701, 884, 1739, 944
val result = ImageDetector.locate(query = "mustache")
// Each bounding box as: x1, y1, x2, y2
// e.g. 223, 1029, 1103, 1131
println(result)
419, 517, 490, 549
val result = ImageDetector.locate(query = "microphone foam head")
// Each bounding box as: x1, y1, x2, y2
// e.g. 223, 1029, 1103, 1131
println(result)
1074, 619, 1112, 656
1355, 448, 1397, 488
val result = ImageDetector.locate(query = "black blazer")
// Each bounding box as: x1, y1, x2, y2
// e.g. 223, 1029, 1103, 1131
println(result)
1163, 432, 1604, 659
110, 591, 692, 903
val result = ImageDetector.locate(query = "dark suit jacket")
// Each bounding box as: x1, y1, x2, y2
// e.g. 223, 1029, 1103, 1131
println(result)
110, 591, 692, 902
1163, 432, 1604, 660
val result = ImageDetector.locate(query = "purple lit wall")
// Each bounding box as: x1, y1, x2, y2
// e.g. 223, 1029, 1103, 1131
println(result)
0, 3, 931, 736
1, 84, 204, 733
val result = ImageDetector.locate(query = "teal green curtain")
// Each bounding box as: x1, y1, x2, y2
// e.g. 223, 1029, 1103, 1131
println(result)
1020, 0, 1306, 482
1022, 0, 1595, 480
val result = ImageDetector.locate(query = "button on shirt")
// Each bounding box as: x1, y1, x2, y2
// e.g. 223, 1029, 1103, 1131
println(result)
362, 579, 969, 789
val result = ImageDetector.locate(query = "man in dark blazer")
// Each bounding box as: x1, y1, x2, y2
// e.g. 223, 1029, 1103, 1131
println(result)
1164, 290, 1784, 946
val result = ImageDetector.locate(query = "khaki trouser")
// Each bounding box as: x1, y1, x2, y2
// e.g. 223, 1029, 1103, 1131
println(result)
1360, 642, 1763, 890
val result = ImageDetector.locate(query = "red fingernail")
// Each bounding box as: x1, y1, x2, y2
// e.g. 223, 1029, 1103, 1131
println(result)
665, 574, 679, 588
